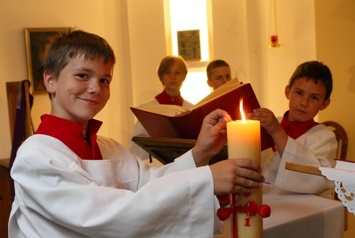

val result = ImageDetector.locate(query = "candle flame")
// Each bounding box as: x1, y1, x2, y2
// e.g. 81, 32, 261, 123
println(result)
240, 99, 246, 123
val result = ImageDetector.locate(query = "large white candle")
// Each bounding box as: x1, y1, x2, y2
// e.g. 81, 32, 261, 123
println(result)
227, 111, 262, 237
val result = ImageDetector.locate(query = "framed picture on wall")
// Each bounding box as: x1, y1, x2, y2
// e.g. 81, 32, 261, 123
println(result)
24, 27, 70, 93
177, 30, 201, 61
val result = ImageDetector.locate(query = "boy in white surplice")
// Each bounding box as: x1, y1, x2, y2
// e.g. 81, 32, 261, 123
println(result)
9, 29, 264, 238
250, 61, 337, 195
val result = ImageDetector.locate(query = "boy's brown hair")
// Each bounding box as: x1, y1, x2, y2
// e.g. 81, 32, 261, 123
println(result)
288, 61, 333, 101
206, 59, 230, 80
157, 56, 187, 83
44, 29, 116, 79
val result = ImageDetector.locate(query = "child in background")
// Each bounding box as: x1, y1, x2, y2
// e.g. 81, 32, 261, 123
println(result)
9, 29, 264, 237
206, 59, 237, 90
250, 61, 337, 195
129, 56, 193, 161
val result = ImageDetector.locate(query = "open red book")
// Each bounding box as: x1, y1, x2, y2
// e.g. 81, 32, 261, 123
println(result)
130, 80, 274, 151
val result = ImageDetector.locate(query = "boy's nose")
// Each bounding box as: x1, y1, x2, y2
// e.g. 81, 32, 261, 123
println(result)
220, 77, 229, 84
87, 79, 101, 94
300, 97, 309, 107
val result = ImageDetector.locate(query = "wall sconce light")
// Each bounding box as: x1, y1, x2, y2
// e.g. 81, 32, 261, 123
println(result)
269, 0, 283, 48
270, 34, 280, 48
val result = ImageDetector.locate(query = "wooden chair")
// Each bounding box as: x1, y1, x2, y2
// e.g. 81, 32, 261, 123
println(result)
0, 80, 34, 238
321, 121, 348, 161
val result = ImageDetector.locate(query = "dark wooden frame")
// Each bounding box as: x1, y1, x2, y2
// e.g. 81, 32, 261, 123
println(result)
24, 27, 70, 93
177, 30, 201, 61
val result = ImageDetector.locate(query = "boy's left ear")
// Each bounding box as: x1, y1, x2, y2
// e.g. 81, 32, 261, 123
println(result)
320, 98, 331, 111
43, 71, 56, 93
207, 79, 212, 87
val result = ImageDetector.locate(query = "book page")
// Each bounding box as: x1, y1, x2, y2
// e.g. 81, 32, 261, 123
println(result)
132, 104, 190, 117
192, 78, 242, 108
131, 78, 241, 117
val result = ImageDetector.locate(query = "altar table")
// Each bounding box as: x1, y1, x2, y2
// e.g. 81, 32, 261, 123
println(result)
214, 185, 344, 238
132, 137, 344, 238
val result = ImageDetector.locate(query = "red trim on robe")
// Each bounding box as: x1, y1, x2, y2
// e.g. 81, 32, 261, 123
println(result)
35, 114, 103, 160
280, 111, 319, 139
155, 90, 184, 106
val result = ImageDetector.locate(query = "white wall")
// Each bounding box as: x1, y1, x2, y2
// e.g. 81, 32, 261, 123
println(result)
262, 0, 317, 116
314, 1, 355, 237
315, 0, 355, 161
210, 0, 316, 117
209, 0, 249, 83
126, 0, 167, 106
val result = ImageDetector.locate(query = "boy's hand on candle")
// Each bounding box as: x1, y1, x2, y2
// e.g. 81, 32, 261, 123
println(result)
210, 159, 264, 195
249, 107, 288, 155
248, 108, 281, 135
192, 109, 232, 167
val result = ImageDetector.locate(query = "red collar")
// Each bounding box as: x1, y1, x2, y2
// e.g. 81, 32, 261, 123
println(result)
35, 114, 103, 160
155, 90, 184, 106
280, 111, 319, 139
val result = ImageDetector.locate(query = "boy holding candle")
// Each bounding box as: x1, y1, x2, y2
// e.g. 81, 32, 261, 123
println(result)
9, 29, 265, 237
249, 61, 337, 195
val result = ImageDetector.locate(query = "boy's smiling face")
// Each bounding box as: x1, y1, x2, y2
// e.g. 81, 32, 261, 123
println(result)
285, 77, 330, 122
44, 54, 113, 125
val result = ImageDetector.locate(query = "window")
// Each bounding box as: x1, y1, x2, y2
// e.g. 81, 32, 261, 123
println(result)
166, 0, 212, 104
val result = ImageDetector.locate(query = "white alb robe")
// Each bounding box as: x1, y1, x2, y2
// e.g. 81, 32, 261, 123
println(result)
262, 123, 337, 195
9, 135, 221, 237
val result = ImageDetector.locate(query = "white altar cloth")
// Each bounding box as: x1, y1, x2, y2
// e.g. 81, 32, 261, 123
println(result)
214, 185, 344, 238
320, 160, 355, 215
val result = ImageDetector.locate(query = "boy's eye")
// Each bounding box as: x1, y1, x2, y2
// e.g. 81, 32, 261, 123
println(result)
100, 78, 111, 84
77, 73, 88, 79
295, 90, 303, 95
165, 70, 181, 75
311, 95, 320, 101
